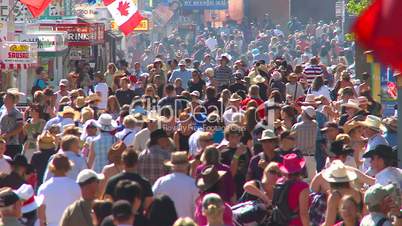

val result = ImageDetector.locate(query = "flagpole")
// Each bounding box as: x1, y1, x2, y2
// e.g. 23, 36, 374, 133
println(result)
396, 74, 402, 168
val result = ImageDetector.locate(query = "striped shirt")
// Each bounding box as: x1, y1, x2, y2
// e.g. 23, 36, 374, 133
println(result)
292, 119, 318, 155
214, 65, 233, 88
303, 64, 323, 85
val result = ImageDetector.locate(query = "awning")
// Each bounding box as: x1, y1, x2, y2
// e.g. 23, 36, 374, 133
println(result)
0, 63, 35, 70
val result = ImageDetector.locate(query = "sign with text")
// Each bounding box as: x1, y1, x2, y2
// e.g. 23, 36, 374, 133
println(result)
0, 42, 38, 64
182, 0, 228, 10
39, 23, 105, 46
74, 4, 96, 20
134, 18, 150, 31
19, 32, 67, 52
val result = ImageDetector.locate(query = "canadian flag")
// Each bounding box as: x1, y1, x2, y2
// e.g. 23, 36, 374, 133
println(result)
104, 0, 144, 35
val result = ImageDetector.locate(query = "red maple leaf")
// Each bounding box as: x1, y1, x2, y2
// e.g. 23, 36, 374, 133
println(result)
117, 1, 130, 16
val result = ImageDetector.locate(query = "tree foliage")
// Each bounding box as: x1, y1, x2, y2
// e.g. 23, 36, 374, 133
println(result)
346, 0, 371, 15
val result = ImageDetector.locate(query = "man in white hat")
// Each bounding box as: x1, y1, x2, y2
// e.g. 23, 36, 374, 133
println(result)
152, 151, 198, 218
55, 79, 70, 110
359, 115, 389, 174
0, 187, 24, 226
169, 60, 191, 89
223, 93, 243, 126
214, 54, 233, 91
292, 106, 318, 179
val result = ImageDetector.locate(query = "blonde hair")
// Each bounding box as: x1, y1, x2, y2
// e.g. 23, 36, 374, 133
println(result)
81, 107, 94, 123
336, 133, 351, 145
262, 162, 280, 184
173, 217, 198, 226
61, 135, 79, 151
202, 193, 224, 219
123, 115, 136, 128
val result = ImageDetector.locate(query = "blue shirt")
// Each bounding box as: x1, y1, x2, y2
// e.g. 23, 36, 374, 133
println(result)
93, 132, 117, 173
169, 69, 192, 89
384, 130, 397, 147
43, 151, 88, 182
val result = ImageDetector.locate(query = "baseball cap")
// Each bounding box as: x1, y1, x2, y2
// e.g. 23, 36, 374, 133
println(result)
364, 183, 396, 207
76, 169, 104, 184
59, 79, 69, 87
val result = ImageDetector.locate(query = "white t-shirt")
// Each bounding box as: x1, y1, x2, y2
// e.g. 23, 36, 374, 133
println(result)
131, 128, 150, 152
152, 172, 198, 218
205, 37, 218, 50
94, 82, 109, 109
116, 128, 141, 147
37, 177, 81, 226
0, 155, 11, 175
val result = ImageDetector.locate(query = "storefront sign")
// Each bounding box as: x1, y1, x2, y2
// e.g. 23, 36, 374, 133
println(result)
74, 4, 96, 20
19, 32, 67, 52
40, 0, 65, 19
69, 46, 91, 60
182, 0, 228, 10
0, 42, 38, 64
134, 18, 150, 31
39, 23, 105, 46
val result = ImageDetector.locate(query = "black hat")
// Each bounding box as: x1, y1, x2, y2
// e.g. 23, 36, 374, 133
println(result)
363, 144, 396, 159
7, 154, 29, 168
0, 190, 19, 207
150, 129, 169, 142
321, 122, 341, 132
328, 141, 353, 157
112, 200, 132, 219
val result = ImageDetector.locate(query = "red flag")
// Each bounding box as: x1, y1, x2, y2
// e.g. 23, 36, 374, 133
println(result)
24, 0, 52, 18
387, 81, 397, 99
352, 0, 402, 72
104, 0, 144, 35
19, 0, 47, 9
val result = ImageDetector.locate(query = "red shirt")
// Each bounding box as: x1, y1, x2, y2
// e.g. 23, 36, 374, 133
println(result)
287, 179, 309, 226
241, 96, 265, 119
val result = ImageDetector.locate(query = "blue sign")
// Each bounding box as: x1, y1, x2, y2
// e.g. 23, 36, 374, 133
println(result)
182, 0, 228, 10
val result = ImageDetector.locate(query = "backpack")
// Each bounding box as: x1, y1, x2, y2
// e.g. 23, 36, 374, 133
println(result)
31, 79, 42, 96
269, 179, 298, 226
309, 192, 327, 226
232, 200, 270, 226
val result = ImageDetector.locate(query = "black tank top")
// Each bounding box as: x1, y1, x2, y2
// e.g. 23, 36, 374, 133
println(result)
178, 131, 191, 152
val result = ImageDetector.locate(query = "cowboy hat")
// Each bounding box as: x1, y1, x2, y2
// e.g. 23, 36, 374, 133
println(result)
58, 106, 80, 121
97, 113, 118, 131
108, 141, 126, 163
343, 120, 362, 134
229, 93, 242, 102
38, 131, 56, 150
258, 129, 278, 141
382, 117, 397, 132
302, 94, 321, 106
164, 151, 190, 167
321, 122, 341, 132
219, 53, 232, 61
362, 144, 397, 160
278, 153, 306, 174
326, 140, 353, 157
7, 88, 25, 96
301, 106, 316, 118
196, 165, 226, 191
358, 115, 386, 132
13, 184, 44, 214
341, 99, 361, 110
85, 93, 101, 104
322, 160, 357, 183
75, 96, 86, 109
251, 75, 266, 84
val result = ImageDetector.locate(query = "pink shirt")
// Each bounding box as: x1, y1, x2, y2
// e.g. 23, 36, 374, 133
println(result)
287, 179, 309, 226
194, 193, 234, 226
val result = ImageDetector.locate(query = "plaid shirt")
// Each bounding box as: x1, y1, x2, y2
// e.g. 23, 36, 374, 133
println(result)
138, 145, 170, 184
292, 119, 318, 155
93, 132, 117, 173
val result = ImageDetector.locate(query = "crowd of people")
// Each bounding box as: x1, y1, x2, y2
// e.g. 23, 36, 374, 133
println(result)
0, 18, 401, 226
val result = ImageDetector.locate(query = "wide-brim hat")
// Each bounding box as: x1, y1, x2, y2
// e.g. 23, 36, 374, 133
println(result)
302, 94, 321, 105
7, 88, 25, 96
341, 99, 361, 111
229, 93, 242, 102
358, 115, 386, 132
322, 160, 357, 183
108, 141, 126, 163
278, 153, 305, 174
343, 120, 362, 134
219, 53, 232, 61
97, 113, 118, 131
58, 106, 80, 121
13, 184, 44, 214
301, 106, 316, 118
196, 166, 226, 191
259, 129, 278, 141
164, 151, 190, 167
362, 144, 396, 160
251, 75, 266, 84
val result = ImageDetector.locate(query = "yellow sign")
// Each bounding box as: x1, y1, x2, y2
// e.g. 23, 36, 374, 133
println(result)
10, 44, 29, 52
134, 19, 149, 31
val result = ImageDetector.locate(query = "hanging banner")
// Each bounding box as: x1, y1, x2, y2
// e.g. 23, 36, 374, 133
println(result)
0, 42, 38, 64
182, 0, 228, 10
19, 32, 67, 52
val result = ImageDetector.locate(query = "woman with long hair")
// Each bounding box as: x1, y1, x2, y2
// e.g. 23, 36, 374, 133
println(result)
202, 193, 227, 226
333, 70, 355, 98
219, 89, 231, 110
143, 85, 159, 110
174, 112, 194, 153
334, 195, 361, 226
104, 63, 118, 88
280, 105, 297, 130
23, 104, 46, 161
309, 76, 331, 101
148, 195, 178, 226
106, 95, 121, 120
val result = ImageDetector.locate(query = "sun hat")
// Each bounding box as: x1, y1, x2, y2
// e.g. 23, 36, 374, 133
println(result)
38, 131, 57, 150
362, 144, 397, 160
382, 116, 397, 132
229, 93, 242, 102
301, 105, 316, 118
75, 96, 86, 109
278, 153, 306, 174
220, 53, 232, 61
322, 160, 357, 183
251, 75, 266, 84
302, 94, 321, 106
97, 113, 118, 131
190, 91, 200, 98
341, 99, 361, 110
13, 184, 44, 214
76, 169, 105, 184
258, 129, 278, 141
358, 115, 386, 132
108, 141, 126, 163
164, 151, 190, 167
85, 93, 101, 104
196, 165, 227, 191
7, 88, 25, 96
343, 120, 362, 134
58, 106, 80, 121
364, 183, 397, 208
